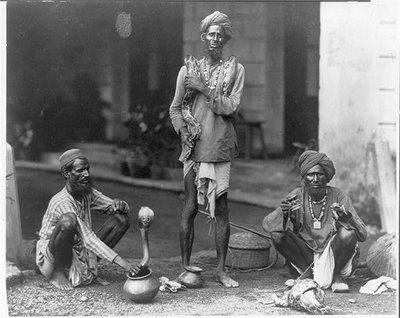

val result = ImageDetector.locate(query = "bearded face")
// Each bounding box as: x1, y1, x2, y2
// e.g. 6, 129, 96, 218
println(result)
202, 25, 227, 61
65, 158, 93, 197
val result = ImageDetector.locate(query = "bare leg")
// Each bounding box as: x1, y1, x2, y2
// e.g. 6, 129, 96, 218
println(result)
214, 193, 238, 288
270, 230, 313, 275
180, 169, 198, 269
48, 213, 77, 291
331, 227, 357, 291
96, 213, 130, 249
331, 227, 358, 274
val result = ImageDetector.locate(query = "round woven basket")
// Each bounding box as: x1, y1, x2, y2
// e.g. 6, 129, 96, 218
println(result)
226, 232, 271, 269
366, 232, 397, 279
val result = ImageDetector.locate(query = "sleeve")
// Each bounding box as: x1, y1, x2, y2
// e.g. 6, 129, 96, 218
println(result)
76, 216, 119, 262
337, 191, 368, 242
169, 66, 187, 134
205, 63, 245, 117
53, 198, 118, 262
90, 188, 117, 215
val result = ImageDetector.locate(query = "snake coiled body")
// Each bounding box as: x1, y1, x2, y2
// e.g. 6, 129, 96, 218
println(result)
180, 55, 238, 162
180, 56, 202, 162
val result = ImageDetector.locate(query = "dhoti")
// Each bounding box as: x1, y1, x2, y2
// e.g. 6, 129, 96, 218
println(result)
291, 234, 358, 289
183, 160, 231, 218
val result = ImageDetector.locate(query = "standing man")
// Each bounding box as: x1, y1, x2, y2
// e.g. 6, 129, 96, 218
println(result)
36, 149, 141, 290
169, 11, 245, 288
262, 151, 367, 292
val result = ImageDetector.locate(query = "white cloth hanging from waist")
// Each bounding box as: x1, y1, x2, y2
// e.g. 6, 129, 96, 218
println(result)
183, 160, 231, 218
291, 233, 357, 289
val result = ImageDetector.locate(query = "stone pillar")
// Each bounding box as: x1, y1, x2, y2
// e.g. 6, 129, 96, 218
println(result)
6, 143, 23, 262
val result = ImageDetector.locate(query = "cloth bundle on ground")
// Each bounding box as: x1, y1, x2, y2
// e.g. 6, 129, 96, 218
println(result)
159, 277, 186, 293
272, 278, 330, 315
359, 276, 397, 294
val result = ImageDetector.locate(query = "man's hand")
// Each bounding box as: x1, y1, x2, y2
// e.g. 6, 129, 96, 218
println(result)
179, 127, 193, 148
113, 256, 141, 275
111, 199, 129, 214
331, 203, 352, 222
125, 263, 142, 276
184, 75, 207, 94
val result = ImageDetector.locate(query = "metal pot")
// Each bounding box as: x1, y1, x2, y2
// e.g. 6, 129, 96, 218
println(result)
178, 265, 204, 288
123, 267, 159, 303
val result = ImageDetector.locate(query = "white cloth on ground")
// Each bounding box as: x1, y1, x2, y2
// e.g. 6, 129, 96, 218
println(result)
183, 160, 231, 218
291, 234, 357, 289
359, 276, 397, 294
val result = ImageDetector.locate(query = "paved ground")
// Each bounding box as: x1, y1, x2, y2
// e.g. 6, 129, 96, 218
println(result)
7, 167, 398, 316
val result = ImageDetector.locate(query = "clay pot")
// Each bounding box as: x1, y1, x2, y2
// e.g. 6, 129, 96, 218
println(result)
123, 267, 160, 303
178, 266, 204, 288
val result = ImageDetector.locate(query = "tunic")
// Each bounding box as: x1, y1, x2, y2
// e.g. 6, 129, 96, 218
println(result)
169, 57, 245, 163
37, 187, 121, 286
262, 186, 367, 252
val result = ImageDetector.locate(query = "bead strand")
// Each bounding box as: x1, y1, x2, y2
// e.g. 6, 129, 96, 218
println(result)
202, 59, 223, 90
308, 195, 327, 221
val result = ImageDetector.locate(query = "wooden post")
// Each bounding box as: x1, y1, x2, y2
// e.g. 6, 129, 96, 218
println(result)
6, 143, 23, 261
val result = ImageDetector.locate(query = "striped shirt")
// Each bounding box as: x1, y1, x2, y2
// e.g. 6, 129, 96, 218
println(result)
38, 187, 119, 262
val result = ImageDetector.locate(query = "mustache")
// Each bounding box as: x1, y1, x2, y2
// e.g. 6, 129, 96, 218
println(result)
70, 177, 93, 194
203, 43, 223, 60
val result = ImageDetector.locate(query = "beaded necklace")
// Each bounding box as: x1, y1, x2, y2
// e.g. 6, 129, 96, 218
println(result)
202, 59, 223, 90
308, 191, 327, 230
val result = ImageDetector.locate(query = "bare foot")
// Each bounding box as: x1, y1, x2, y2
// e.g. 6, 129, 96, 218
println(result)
50, 269, 73, 291
331, 275, 349, 293
217, 271, 239, 288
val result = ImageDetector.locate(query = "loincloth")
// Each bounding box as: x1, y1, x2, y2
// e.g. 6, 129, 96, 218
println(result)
291, 234, 358, 289
183, 160, 231, 218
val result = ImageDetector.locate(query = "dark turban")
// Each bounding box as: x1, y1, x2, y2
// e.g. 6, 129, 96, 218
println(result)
59, 148, 87, 170
298, 150, 336, 182
200, 11, 232, 40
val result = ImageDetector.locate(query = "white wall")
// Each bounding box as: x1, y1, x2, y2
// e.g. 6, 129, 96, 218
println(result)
319, 0, 398, 230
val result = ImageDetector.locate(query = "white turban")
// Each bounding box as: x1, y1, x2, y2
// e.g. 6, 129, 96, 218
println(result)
200, 11, 232, 40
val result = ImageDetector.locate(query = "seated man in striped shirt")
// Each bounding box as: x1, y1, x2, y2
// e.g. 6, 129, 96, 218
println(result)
36, 149, 141, 290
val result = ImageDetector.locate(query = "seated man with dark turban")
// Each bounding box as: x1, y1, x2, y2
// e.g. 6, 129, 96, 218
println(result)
262, 151, 367, 292
36, 149, 141, 290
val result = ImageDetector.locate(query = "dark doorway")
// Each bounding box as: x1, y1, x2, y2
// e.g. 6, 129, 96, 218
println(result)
284, 3, 320, 154
129, 2, 183, 108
